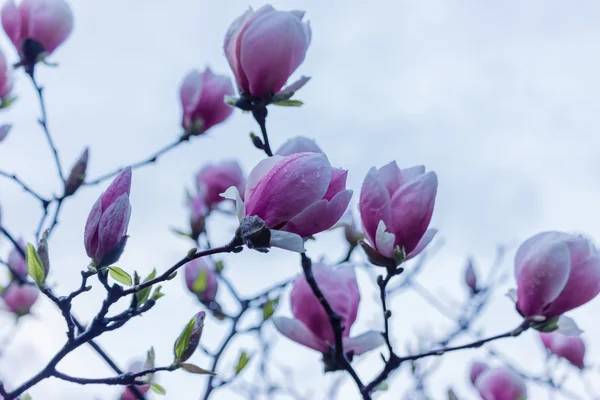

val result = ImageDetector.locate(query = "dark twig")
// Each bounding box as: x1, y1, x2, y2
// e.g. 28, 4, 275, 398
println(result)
0, 171, 50, 205
53, 365, 178, 386
84, 137, 189, 186
28, 74, 65, 183
251, 106, 273, 157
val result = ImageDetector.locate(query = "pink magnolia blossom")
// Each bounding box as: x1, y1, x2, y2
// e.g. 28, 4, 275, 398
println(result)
275, 136, 322, 156
539, 332, 586, 369
188, 195, 208, 240
0, 48, 13, 104
514, 231, 600, 319
84, 168, 132, 267
272, 263, 383, 356
119, 361, 150, 400
464, 257, 478, 294
222, 152, 352, 252
2, 283, 39, 316
469, 361, 489, 385
180, 67, 234, 135
1, 0, 73, 61
475, 367, 527, 400
359, 161, 438, 264
196, 161, 245, 209
184, 258, 218, 303
224, 5, 311, 98
7, 239, 27, 280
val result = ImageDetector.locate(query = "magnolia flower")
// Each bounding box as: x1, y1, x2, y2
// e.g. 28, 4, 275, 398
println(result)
359, 161, 438, 265
180, 67, 234, 135
539, 332, 585, 369
1, 0, 73, 67
469, 361, 489, 385
2, 283, 39, 316
0, 48, 13, 106
84, 168, 132, 267
188, 195, 208, 241
273, 263, 383, 361
224, 5, 311, 98
196, 161, 245, 209
7, 239, 27, 280
184, 258, 218, 303
514, 231, 600, 319
222, 152, 352, 253
64, 148, 89, 196
464, 257, 478, 294
475, 367, 527, 400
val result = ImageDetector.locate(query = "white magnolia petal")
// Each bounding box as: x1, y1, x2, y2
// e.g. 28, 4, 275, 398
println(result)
220, 186, 245, 222
269, 230, 305, 253
556, 315, 584, 337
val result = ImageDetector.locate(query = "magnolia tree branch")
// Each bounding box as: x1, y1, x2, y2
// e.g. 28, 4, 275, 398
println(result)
84, 137, 190, 186
0, 171, 50, 206
251, 106, 273, 157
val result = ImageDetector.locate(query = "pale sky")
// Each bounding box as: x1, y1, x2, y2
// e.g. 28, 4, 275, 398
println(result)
1, 1, 600, 399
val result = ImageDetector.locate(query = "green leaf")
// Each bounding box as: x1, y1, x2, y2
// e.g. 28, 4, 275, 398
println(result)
262, 297, 280, 321
173, 316, 196, 363
373, 382, 388, 392
108, 266, 133, 287
180, 363, 216, 375
192, 268, 207, 293
21, 394, 32, 400
447, 389, 459, 400
141, 346, 155, 383
235, 350, 251, 375
150, 382, 166, 395
273, 99, 303, 107
136, 268, 157, 305
151, 285, 165, 301
215, 260, 225, 274
171, 228, 193, 239
25, 242, 45, 285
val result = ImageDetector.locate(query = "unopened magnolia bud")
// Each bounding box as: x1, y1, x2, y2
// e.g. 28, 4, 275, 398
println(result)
238, 216, 270, 251
176, 311, 206, 363
64, 148, 89, 196
187, 248, 198, 258
464, 258, 478, 294
37, 230, 51, 278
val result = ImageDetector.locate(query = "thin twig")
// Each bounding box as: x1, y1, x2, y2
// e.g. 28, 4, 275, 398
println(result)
0, 171, 50, 205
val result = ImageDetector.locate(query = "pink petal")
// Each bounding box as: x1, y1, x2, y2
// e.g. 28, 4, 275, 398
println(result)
101, 167, 132, 212
515, 231, 574, 280
240, 9, 309, 97
389, 171, 438, 255
405, 228, 437, 260
179, 69, 202, 128
83, 197, 102, 259
323, 168, 348, 201
244, 155, 282, 201
223, 7, 255, 93
550, 333, 586, 369
342, 331, 384, 356
539, 332, 554, 351
272, 317, 328, 353
245, 153, 331, 227
544, 255, 600, 318
469, 361, 489, 385
399, 165, 426, 185
96, 194, 131, 261
280, 189, 352, 238
275, 136, 322, 156
516, 240, 571, 317
1, 0, 22, 50
475, 367, 527, 400
378, 161, 403, 197
359, 167, 391, 248
193, 67, 235, 131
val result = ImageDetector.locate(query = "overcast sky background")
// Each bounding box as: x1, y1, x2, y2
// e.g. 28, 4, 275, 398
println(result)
1, 0, 600, 399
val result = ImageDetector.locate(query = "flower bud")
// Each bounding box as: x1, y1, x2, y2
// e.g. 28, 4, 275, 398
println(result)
224, 5, 311, 98
1, 0, 74, 72
469, 361, 488, 385
2, 283, 39, 316
475, 367, 527, 400
84, 168, 132, 267
539, 332, 586, 369
514, 231, 600, 319
175, 311, 205, 363
64, 147, 89, 196
180, 67, 234, 136
184, 258, 218, 303
196, 161, 245, 209
359, 162, 438, 265
464, 258, 478, 294
189, 195, 208, 241
273, 263, 384, 359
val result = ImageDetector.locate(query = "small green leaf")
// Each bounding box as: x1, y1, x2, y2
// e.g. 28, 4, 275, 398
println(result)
0, 96, 17, 109
180, 363, 216, 375
136, 268, 157, 306
262, 297, 280, 321
25, 242, 45, 285
273, 99, 303, 107
192, 268, 208, 293
373, 382, 388, 392
21, 394, 32, 400
235, 350, 251, 375
150, 382, 166, 395
173, 316, 196, 363
215, 260, 225, 274
447, 389, 459, 400
171, 228, 193, 239
108, 266, 133, 287
151, 285, 165, 301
